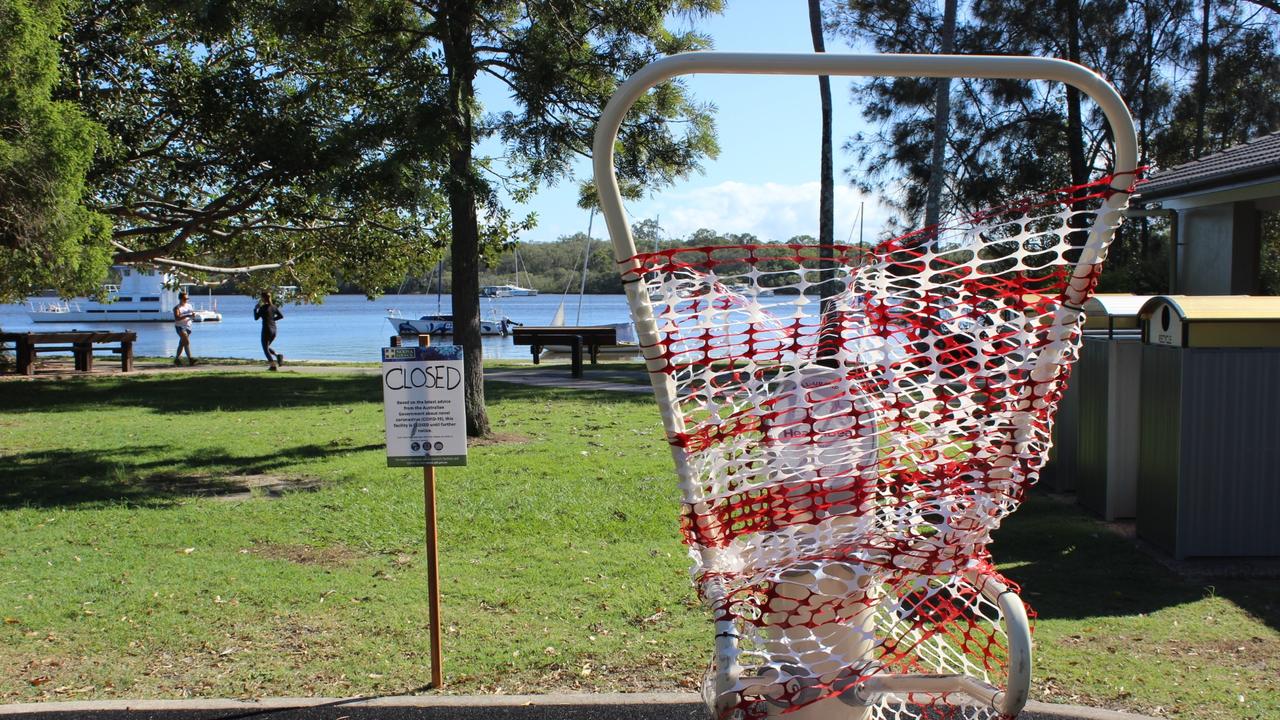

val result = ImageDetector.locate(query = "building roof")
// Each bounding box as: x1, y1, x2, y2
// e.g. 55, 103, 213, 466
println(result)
1137, 131, 1280, 203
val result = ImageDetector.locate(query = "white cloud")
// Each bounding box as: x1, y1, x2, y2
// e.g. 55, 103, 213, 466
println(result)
630, 180, 895, 244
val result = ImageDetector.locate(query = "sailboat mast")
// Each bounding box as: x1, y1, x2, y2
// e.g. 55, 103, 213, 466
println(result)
576, 209, 595, 325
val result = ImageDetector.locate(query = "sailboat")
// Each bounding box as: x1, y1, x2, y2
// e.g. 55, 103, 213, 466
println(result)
481, 245, 538, 297
541, 210, 639, 356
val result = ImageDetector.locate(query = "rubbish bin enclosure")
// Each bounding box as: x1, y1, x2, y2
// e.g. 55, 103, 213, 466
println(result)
1074, 295, 1152, 520
1137, 296, 1280, 559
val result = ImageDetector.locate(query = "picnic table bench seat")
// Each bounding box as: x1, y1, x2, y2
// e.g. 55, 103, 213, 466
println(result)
0, 331, 137, 375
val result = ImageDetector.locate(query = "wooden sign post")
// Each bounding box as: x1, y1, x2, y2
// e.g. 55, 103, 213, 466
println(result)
419, 335, 444, 689
381, 334, 467, 688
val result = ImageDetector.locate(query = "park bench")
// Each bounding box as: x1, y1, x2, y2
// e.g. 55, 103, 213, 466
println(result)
511, 325, 618, 378
0, 331, 137, 375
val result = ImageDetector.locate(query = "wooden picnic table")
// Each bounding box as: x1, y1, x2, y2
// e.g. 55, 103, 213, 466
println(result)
512, 325, 618, 378
0, 331, 137, 375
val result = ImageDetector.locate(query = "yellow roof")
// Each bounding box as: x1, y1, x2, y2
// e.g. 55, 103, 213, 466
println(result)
1138, 295, 1280, 321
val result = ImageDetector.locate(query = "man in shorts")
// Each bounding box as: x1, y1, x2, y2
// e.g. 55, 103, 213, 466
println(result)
173, 291, 197, 366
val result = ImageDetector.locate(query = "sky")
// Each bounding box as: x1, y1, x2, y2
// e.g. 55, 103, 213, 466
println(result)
480, 1, 895, 248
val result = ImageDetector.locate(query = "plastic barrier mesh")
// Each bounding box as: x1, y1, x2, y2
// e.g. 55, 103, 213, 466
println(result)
622, 177, 1134, 720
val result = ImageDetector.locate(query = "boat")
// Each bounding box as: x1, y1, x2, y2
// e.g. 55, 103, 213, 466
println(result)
386, 260, 520, 336
541, 212, 640, 357
386, 310, 519, 337
482, 283, 537, 297
27, 265, 222, 323
482, 246, 539, 297
538, 321, 641, 357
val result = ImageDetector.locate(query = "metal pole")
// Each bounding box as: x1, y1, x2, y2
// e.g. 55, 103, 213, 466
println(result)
418, 333, 444, 688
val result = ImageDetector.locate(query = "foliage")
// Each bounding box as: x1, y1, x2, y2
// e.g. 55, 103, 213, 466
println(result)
0, 0, 113, 302
48, 0, 457, 301
827, 0, 1279, 292
1153, 1, 1280, 166
425, 0, 722, 436
1261, 210, 1280, 295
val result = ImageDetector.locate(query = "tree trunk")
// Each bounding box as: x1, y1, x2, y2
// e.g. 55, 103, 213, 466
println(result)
808, 0, 833, 268
1194, 0, 1210, 158
924, 0, 957, 229
440, 0, 490, 437
1064, 0, 1088, 189
809, 0, 840, 363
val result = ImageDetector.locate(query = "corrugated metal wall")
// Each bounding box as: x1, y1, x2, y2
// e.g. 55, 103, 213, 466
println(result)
1045, 369, 1081, 492
1077, 337, 1142, 520
1178, 349, 1280, 556
1139, 346, 1280, 558
1138, 346, 1182, 556
1076, 339, 1111, 512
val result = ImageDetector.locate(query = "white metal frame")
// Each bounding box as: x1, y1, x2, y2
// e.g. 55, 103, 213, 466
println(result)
592, 52, 1138, 719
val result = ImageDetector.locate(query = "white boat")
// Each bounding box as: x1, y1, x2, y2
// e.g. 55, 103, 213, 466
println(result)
481, 246, 539, 297
481, 283, 537, 297
27, 266, 222, 323
386, 310, 519, 337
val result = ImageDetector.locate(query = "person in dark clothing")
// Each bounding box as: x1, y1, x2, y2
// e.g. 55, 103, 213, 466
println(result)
253, 291, 285, 370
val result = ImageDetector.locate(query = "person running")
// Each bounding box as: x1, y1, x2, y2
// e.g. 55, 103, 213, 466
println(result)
173, 291, 197, 366
254, 291, 285, 370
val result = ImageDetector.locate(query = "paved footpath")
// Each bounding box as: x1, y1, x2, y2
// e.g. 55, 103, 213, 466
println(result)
0, 693, 1165, 720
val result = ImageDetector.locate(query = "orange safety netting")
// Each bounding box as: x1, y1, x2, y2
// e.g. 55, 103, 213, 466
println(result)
622, 176, 1136, 720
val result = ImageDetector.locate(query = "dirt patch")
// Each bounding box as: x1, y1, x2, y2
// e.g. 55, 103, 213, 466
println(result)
144, 472, 321, 500
248, 542, 363, 566
469, 432, 531, 447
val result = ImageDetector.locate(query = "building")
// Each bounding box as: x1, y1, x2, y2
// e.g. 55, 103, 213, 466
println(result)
1137, 131, 1280, 294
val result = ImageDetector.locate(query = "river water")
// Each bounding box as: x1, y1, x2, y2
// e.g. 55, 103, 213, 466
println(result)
0, 293, 635, 362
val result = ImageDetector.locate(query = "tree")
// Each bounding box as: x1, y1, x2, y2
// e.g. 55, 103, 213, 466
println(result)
427, 1, 721, 436
924, 0, 957, 229
0, 0, 112, 302
48, 0, 454, 300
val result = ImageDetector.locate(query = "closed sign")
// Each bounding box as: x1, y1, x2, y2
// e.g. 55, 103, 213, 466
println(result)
382, 345, 468, 467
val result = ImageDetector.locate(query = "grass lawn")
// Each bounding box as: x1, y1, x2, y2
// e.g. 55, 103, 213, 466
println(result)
0, 370, 1277, 719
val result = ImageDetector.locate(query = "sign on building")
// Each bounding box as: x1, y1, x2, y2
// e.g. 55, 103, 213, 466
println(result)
381, 345, 467, 467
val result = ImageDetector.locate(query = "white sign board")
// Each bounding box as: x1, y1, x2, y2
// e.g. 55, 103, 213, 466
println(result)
382, 345, 467, 467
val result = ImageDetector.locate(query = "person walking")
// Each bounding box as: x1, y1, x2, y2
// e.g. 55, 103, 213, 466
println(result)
254, 291, 285, 370
173, 291, 197, 366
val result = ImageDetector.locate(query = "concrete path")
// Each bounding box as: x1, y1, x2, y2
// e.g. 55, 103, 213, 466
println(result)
0, 693, 1165, 720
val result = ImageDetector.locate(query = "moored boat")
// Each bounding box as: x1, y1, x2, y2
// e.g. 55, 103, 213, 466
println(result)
27, 266, 222, 323
386, 310, 519, 337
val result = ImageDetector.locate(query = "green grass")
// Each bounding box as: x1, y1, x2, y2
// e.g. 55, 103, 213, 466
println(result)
0, 371, 1277, 719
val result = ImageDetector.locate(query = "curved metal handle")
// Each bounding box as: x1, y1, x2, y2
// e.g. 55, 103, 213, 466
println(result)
593, 52, 1138, 273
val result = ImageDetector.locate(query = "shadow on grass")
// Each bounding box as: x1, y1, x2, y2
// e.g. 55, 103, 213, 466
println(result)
0, 373, 383, 414
1, 371, 652, 415
994, 494, 1280, 631
0, 441, 381, 510
485, 378, 654, 406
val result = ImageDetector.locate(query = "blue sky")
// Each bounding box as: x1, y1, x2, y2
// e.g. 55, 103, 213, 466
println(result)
481, 2, 895, 247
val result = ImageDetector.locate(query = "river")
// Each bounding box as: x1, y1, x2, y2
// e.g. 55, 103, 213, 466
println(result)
0, 293, 636, 362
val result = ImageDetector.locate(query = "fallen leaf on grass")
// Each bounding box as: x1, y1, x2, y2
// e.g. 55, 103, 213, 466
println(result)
177, 548, 195, 555
3, 617, 19, 624
29, 676, 50, 686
